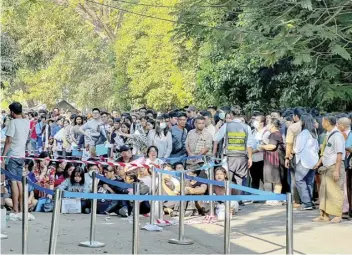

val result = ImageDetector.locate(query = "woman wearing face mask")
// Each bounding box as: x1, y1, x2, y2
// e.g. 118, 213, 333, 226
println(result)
250, 116, 270, 190
147, 116, 172, 158
259, 118, 287, 205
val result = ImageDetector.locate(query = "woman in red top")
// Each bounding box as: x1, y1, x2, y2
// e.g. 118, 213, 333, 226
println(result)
53, 157, 67, 187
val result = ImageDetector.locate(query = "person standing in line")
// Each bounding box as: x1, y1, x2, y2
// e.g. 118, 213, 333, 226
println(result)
337, 117, 352, 218
313, 115, 345, 223
170, 112, 188, 158
214, 109, 254, 194
250, 115, 269, 190
185, 106, 197, 132
293, 114, 319, 210
285, 108, 305, 208
1, 102, 31, 221
186, 116, 213, 157
201, 111, 216, 139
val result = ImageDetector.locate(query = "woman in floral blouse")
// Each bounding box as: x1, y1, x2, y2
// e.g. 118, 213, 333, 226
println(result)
28, 152, 56, 212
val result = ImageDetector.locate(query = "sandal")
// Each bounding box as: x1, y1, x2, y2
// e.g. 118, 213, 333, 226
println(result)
312, 216, 330, 222
330, 217, 342, 223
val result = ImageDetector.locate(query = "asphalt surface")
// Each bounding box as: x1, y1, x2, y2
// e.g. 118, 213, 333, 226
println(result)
1, 203, 352, 254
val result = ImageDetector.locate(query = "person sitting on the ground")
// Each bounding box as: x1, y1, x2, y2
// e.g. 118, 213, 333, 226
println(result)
58, 167, 91, 213
213, 167, 239, 219
105, 170, 150, 217
53, 158, 67, 187
185, 171, 208, 216
29, 152, 56, 212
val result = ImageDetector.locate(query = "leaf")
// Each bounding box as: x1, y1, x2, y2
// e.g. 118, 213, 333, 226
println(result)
331, 44, 351, 60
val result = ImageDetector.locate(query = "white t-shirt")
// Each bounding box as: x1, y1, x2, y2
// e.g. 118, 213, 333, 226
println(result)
5, 118, 30, 157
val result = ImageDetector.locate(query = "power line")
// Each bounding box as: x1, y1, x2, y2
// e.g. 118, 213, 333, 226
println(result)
86, 0, 233, 31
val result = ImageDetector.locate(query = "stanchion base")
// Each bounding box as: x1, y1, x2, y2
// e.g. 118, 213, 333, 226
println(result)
168, 238, 194, 245
79, 240, 105, 248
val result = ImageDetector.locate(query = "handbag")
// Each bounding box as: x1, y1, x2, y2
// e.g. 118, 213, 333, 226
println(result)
43, 198, 54, 212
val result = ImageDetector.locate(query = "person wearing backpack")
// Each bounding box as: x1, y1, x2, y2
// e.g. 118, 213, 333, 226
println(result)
313, 115, 346, 223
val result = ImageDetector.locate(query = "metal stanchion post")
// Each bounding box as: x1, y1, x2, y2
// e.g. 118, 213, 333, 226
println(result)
168, 172, 193, 245
205, 156, 215, 216
224, 180, 231, 254
22, 176, 29, 254
132, 182, 140, 254
48, 189, 62, 255
150, 166, 156, 225
79, 172, 105, 248
158, 172, 163, 220
286, 192, 293, 255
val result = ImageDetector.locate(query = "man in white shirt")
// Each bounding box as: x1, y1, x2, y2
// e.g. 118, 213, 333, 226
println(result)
202, 111, 216, 139
1, 102, 30, 220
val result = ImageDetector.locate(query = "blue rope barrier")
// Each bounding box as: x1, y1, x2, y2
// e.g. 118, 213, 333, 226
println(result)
160, 155, 204, 162
26, 179, 55, 195
62, 191, 287, 201
154, 168, 180, 177
95, 174, 133, 189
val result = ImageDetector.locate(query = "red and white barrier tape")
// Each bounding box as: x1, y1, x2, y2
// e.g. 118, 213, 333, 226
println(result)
0, 155, 149, 168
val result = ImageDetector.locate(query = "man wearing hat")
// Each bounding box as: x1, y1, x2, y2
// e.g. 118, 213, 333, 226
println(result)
186, 105, 197, 132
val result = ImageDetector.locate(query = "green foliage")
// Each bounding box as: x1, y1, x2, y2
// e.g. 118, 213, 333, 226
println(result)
174, 0, 352, 111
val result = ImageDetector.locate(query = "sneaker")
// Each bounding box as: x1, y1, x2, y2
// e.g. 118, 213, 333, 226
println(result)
1, 233, 8, 239
16, 213, 22, 221
8, 213, 19, 221
118, 206, 129, 217
28, 213, 35, 221
300, 206, 313, 211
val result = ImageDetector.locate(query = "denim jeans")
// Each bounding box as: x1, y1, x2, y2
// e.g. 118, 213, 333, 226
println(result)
295, 162, 315, 207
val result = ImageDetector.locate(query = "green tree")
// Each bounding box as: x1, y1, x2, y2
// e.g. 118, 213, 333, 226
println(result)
175, 0, 352, 111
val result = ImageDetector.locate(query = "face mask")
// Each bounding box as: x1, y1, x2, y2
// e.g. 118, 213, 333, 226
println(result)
219, 112, 225, 120
253, 121, 260, 129
160, 122, 167, 129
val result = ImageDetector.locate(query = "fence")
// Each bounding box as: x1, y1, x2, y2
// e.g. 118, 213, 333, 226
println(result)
0, 155, 293, 255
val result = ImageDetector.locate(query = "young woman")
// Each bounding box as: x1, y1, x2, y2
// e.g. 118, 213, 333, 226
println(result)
69, 115, 84, 148
146, 119, 155, 135
53, 158, 67, 187
259, 118, 286, 205
58, 167, 90, 213
118, 122, 147, 155
251, 115, 270, 190
145, 146, 163, 168
213, 167, 239, 219
29, 152, 56, 212
147, 117, 172, 158
63, 162, 75, 180
294, 114, 319, 210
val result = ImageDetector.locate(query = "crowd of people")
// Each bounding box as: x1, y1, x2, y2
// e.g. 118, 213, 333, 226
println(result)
1, 102, 352, 227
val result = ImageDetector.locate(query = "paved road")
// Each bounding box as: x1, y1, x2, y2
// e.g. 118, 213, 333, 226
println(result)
1, 203, 352, 254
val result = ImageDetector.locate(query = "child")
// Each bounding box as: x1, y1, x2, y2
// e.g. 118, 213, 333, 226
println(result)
185, 171, 208, 216
58, 167, 90, 213
213, 167, 239, 220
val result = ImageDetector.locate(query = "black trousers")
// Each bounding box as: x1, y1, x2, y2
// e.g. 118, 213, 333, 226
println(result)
249, 161, 264, 189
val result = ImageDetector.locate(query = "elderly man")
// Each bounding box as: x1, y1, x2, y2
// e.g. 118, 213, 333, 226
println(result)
313, 115, 345, 223
337, 117, 352, 218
